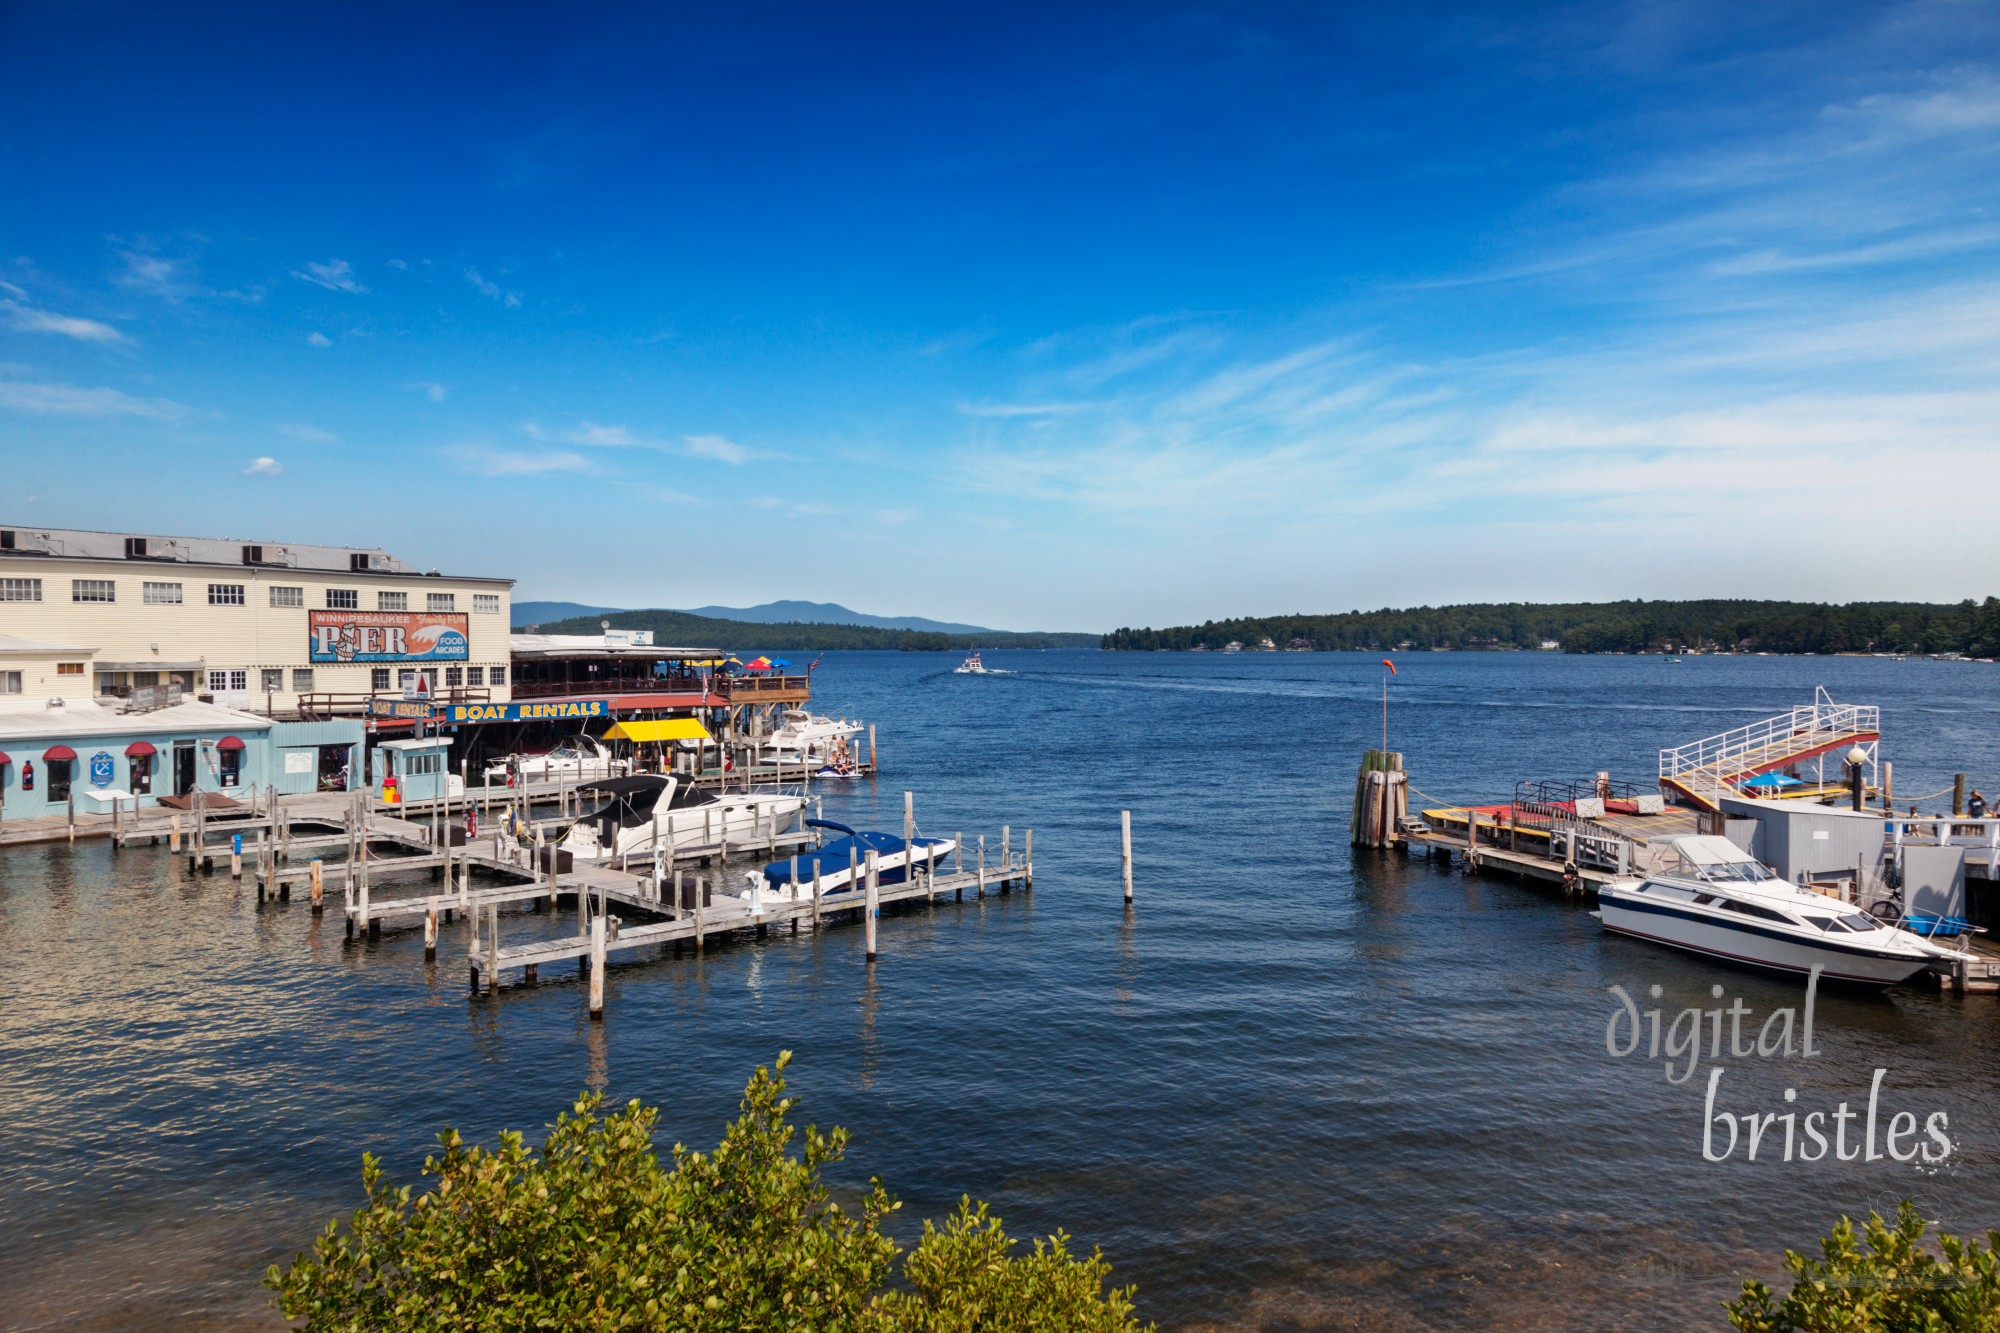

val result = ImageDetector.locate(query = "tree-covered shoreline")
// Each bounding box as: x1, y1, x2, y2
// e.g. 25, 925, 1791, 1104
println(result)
1102, 598, 2000, 657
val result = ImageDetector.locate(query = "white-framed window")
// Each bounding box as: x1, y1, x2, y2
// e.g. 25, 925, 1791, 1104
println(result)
230, 669, 247, 691
270, 586, 304, 608
72, 578, 116, 603
261, 668, 284, 692
378, 591, 408, 611
465, 666, 483, 686
370, 667, 390, 690
208, 670, 228, 691
143, 581, 183, 605
445, 667, 463, 688
488, 666, 505, 685
208, 669, 248, 692
0, 577, 41, 602
474, 594, 500, 614
405, 752, 442, 776
209, 583, 245, 606
427, 592, 455, 612
326, 588, 358, 610
292, 668, 315, 691
0, 670, 20, 694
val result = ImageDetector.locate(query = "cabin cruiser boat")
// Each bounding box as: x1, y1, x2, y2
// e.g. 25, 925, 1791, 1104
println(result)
954, 651, 986, 674
554, 775, 807, 863
1595, 835, 1958, 987
484, 734, 628, 785
754, 821, 957, 899
760, 708, 864, 764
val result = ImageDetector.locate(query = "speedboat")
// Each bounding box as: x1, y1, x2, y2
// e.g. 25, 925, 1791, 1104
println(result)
761, 708, 864, 764
484, 734, 628, 784
554, 775, 806, 863
954, 651, 986, 674
755, 821, 956, 899
1595, 835, 1957, 987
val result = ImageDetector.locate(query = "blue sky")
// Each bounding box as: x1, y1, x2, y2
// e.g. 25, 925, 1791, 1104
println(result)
2, 2, 1997, 630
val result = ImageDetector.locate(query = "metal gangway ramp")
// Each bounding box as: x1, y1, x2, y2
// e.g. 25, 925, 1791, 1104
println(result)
1658, 686, 1879, 812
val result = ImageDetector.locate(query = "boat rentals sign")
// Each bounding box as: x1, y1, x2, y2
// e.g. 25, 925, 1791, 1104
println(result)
310, 611, 469, 663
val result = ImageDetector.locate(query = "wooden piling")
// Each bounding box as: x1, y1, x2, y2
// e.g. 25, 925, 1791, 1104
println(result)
869, 723, 877, 771
812, 863, 822, 930
310, 858, 324, 914
485, 902, 499, 994
1024, 828, 1033, 890
977, 834, 986, 899
903, 790, 914, 842
588, 915, 607, 1018
1954, 773, 1966, 817
170, 813, 181, 853
864, 850, 879, 961
1121, 810, 1133, 903
424, 896, 438, 961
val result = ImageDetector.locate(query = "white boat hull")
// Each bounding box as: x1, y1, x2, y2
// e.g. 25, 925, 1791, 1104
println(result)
1598, 893, 1935, 986
559, 792, 805, 863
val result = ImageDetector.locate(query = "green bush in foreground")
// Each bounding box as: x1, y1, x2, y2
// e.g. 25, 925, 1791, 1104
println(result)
268, 1052, 1149, 1332
1727, 1202, 2000, 1332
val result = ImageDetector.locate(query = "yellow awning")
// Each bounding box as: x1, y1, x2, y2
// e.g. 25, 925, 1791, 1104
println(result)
603, 718, 713, 743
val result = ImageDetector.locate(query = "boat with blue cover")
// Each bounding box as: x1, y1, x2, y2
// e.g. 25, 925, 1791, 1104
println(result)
760, 820, 956, 896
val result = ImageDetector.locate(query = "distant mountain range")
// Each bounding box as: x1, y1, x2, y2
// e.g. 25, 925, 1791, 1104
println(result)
515, 598, 1010, 635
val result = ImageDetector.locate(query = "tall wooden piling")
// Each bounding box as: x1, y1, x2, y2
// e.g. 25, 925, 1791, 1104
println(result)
170, 813, 181, 853
903, 791, 914, 842
1121, 810, 1133, 903
1024, 828, 1033, 891
424, 896, 438, 961
1350, 750, 1408, 848
588, 916, 607, 1018
864, 850, 879, 961
309, 859, 324, 914
976, 834, 986, 899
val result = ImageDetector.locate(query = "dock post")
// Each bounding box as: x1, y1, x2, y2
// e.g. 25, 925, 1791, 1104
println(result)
485, 903, 499, 995
977, 835, 986, 899
1955, 773, 1966, 817
425, 896, 438, 961
67, 790, 74, 845
588, 915, 607, 1019
310, 859, 324, 915
926, 842, 937, 904
869, 723, 877, 773
694, 887, 704, 953
673, 869, 684, 919
789, 854, 800, 931
812, 864, 822, 930
1024, 828, 1033, 891
999, 824, 1011, 894
904, 791, 914, 843
954, 834, 963, 875
1121, 811, 1132, 904
358, 865, 371, 940
231, 833, 243, 879
170, 813, 181, 853
864, 850, 879, 961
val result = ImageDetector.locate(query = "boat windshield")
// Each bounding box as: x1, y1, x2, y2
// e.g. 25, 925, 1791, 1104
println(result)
1821, 911, 1884, 933
1691, 861, 1776, 883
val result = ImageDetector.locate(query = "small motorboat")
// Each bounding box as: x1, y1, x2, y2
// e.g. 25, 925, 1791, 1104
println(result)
554, 774, 806, 863
484, 734, 628, 785
954, 651, 987, 674
757, 820, 956, 898
1595, 835, 1959, 987
761, 708, 864, 764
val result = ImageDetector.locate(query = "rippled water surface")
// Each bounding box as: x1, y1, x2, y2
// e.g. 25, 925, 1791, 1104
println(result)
3, 651, 1999, 1330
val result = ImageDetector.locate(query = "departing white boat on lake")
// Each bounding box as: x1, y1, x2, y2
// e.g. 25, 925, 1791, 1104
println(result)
484, 734, 628, 785
555, 775, 807, 863
1595, 835, 1956, 987
955, 651, 987, 674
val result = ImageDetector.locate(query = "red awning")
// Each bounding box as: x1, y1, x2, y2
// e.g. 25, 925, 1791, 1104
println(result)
44, 745, 78, 761
0, 750, 10, 765
126, 741, 158, 757
216, 735, 246, 751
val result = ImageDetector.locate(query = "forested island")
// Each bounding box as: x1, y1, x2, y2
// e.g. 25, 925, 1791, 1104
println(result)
534, 608, 1098, 651
1102, 598, 2000, 656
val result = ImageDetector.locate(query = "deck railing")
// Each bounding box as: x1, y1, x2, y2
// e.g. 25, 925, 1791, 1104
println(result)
1659, 687, 1879, 785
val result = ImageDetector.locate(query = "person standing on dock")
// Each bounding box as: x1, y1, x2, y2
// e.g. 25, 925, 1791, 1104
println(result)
1970, 790, 1988, 819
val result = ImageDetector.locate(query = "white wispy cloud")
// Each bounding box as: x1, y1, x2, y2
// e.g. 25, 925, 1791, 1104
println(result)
448, 445, 593, 476
242, 456, 285, 476
293, 259, 367, 294
465, 267, 522, 308
307, 331, 333, 347
682, 433, 750, 465
0, 379, 184, 419
410, 381, 448, 402
115, 249, 189, 300
2, 300, 125, 343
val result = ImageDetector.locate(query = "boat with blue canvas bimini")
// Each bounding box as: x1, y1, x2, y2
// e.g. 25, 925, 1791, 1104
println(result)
1595, 835, 1959, 987
755, 820, 956, 900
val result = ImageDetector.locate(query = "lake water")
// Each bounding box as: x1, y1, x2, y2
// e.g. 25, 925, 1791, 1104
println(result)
3, 650, 1999, 1330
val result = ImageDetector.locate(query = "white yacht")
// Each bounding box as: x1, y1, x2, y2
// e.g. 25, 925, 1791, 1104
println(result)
554, 775, 808, 863
954, 651, 987, 674
484, 734, 628, 784
1595, 835, 1956, 987
761, 708, 864, 764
